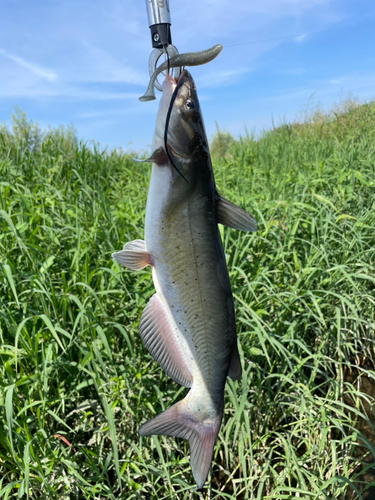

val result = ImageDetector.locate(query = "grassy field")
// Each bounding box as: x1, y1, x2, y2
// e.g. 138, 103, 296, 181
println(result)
1, 103, 375, 499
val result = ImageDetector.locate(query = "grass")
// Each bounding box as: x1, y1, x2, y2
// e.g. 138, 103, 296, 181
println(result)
0, 102, 375, 499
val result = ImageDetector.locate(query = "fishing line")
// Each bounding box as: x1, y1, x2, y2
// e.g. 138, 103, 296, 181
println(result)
165, 46, 170, 75
224, 23, 361, 48
164, 78, 188, 183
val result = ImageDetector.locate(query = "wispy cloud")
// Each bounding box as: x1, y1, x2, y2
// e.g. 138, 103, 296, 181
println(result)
196, 67, 253, 90
278, 68, 307, 76
0, 48, 58, 82
0, 45, 144, 101
67, 42, 147, 86
175, 0, 336, 43
77, 106, 156, 119
67, 90, 142, 101
294, 34, 308, 43
0, 0, 372, 152
0, 84, 141, 101
0, 70, 141, 100
316, 73, 375, 94
0, 0, 339, 104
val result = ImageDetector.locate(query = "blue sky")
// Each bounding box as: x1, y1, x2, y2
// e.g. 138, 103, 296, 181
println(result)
1, 0, 375, 152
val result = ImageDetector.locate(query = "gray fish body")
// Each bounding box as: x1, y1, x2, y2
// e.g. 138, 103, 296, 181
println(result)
112, 70, 256, 488
145, 153, 235, 410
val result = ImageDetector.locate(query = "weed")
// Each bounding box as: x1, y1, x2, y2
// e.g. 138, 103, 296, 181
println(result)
0, 104, 374, 498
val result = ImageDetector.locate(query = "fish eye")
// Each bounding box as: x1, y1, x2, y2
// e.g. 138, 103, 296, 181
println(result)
185, 98, 195, 110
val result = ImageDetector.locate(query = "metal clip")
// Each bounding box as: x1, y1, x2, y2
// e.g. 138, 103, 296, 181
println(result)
145, 0, 180, 93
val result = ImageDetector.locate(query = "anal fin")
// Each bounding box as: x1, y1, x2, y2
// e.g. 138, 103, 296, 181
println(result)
139, 294, 193, 388
112, 239, 151, 270
228, 341, 242, 380
217, 196, 257, 232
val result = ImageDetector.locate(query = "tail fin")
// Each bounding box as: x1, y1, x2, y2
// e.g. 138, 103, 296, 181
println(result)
139, 399, 222, 489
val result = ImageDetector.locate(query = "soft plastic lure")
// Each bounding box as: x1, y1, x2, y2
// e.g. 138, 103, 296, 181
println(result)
139, 44, 223, 102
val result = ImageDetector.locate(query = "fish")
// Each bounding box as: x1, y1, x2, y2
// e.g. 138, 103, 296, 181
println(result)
112, 69, 256, 489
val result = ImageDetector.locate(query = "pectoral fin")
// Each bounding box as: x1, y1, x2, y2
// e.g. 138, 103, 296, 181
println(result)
217, 196, 257, 232
132, 147, 167, 166
112, 239, 151, 270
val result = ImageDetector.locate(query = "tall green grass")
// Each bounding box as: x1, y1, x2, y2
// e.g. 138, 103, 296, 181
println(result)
1, 103, 375, 499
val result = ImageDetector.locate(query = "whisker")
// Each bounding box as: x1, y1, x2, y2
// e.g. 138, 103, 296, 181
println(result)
164, 77, 188, 183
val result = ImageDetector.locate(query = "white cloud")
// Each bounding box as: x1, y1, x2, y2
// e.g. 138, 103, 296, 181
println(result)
0, 45, 144, 100
231, 73, 375, 114
173, 0, 335, 45
0, 74, 140, 100
0, 48, 57, 82
78, 106, 156, 119
66, 90, 141, 101
65, 42, 147, 86
197, 67, 252, 89
0, 0, 340, 104
1, 0, 359, 153
294, 34, 308, 43
278, 68, 307, 76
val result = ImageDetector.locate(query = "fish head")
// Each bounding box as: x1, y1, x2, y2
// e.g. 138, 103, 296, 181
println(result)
153, 70, 213, 190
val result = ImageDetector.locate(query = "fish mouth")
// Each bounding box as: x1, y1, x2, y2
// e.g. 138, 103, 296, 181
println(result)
177, 68, 191, 84
155, 68, 196, 182
161, 68, 193, 118
163, 68, 192, 89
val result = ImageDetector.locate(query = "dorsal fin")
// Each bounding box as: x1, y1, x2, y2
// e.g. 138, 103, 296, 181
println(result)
217, 196, 257, 232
